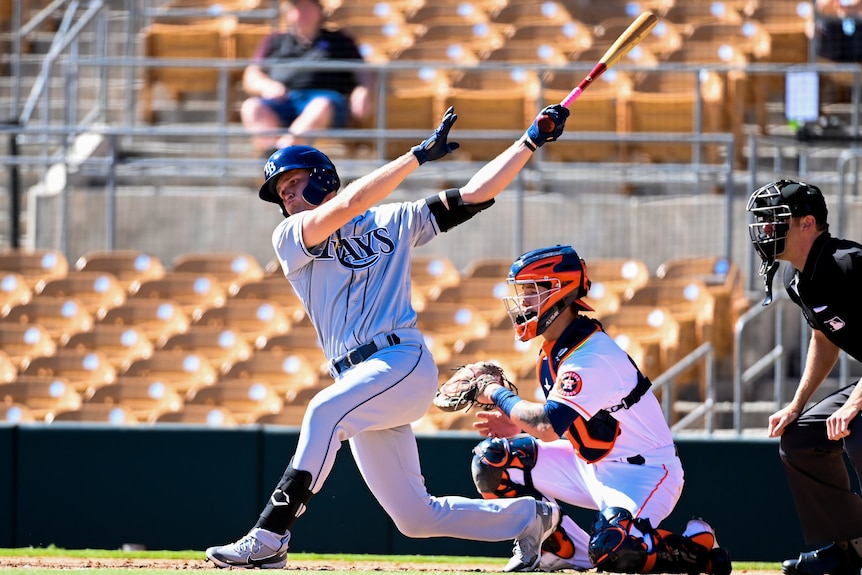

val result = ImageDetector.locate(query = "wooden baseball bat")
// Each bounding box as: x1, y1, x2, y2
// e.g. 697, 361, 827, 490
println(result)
537, 12, 659, 131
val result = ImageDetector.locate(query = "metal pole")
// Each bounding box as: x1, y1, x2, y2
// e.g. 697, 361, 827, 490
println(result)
8, 128, 21, 248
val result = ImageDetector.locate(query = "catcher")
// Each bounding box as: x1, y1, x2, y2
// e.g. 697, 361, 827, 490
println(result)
434, 245, 732, 574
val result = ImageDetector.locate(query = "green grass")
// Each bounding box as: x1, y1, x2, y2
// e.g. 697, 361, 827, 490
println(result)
0, 547, 781, 574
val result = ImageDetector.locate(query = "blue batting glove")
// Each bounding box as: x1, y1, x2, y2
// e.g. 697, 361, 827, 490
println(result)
412, 106, 460, 165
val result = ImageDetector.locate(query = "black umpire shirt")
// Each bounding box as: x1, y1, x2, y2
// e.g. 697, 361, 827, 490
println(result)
783, 232, 862, 362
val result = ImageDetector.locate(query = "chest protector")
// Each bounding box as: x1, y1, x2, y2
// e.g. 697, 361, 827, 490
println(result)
538, 317, 652, 463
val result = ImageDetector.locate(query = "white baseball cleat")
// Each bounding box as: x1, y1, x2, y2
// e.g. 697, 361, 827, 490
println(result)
504, 501, 562, 572
206, 527, 290, 569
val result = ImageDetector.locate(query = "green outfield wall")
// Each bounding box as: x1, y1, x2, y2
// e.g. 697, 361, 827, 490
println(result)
0, 423, 808, 561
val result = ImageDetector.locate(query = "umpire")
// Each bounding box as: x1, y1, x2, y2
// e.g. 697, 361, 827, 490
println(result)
747, 180, 862, 575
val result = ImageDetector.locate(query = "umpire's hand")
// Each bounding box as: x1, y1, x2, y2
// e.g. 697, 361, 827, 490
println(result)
412, 106, 460, 165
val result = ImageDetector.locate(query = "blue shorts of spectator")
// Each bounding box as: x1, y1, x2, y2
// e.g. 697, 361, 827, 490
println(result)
261, 89, 350, 128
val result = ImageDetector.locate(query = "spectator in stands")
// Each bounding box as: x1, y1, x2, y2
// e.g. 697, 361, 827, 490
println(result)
747, 179, 862, 575
240, 0, 373, 156
813, 0, 862, 62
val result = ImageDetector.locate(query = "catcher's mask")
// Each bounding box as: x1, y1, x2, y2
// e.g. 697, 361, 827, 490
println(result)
746, 179, 828, 304
503, 245, 593, 342
259, 145, 341, 217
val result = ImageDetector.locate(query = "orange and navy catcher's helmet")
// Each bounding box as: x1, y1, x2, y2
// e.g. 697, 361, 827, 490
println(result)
503, 245, 593, 342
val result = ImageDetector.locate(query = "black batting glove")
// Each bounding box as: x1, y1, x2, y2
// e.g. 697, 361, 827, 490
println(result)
412, 106, 460, 165
522, 104, 570, 151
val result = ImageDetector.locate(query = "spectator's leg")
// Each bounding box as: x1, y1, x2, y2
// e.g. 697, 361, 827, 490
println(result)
276, 96, 336, 148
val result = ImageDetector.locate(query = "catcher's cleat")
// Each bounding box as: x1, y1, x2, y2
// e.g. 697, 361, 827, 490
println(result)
504, 501, 562, 572
206, 527, 290, 569
708, 547, 733, 575
782, 543, 862, 575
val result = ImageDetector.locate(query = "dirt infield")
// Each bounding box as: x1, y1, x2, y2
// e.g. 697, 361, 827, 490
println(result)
0, 556, 783, 574
0, 556, 508, 571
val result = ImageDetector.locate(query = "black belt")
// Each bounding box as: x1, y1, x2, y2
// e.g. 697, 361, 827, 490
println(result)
626, 444, 678, 466
329, 334, 401, 377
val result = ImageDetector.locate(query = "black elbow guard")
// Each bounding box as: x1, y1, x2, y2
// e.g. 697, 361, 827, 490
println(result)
425, 188, 495, 232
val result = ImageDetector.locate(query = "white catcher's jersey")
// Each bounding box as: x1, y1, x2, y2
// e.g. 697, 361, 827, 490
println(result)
271, 199, 438, 361
542, 325, 674, 463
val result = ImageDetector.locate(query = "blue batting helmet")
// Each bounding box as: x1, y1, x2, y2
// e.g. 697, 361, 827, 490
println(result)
259, 145, 341, 216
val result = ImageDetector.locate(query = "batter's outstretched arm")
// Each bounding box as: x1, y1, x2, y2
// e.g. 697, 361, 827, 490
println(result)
459, 104, 569, 205
300, 108, 459, 247
301, 152, 419, 247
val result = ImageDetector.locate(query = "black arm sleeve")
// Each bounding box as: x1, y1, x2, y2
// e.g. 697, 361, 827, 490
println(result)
425, 188, 495, 233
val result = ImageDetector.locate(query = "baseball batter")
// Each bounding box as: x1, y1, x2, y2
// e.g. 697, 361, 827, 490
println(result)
468, 245, 732, 574
206, 104, 570, 571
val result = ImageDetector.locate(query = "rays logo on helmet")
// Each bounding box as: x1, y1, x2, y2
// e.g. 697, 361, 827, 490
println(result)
264, 161, 277, 178
557, 371, 582, 396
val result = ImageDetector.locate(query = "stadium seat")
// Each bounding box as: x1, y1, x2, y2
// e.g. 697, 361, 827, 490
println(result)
129, 272, 228, 320
0, 271, 33, 316
51, 403, 139, 425
623, 278, 717, 389
120, 349, 219, 395
1, 297, 94, 341
655, 256, 748, 358
413, 20, 512, 55
19, 349, 117, 398
193, 299, 292, 343
228, 276, 308, 324
661, 1, 744, 28
170, 252, 265, 293
410, 255, 461, 310
0, 402, 37, 423
255, 324, 328, 374
586, 258, 651, 300
416, 301, 491, 349
95, 298, 191, 342
404, 3, 491, 25
326, 2, 409, 28
0, 376, 83, 422
341, 21, 421, 61
86, 377, 184, 422
441, 86, 533, 161
0, 249, 69, 290
489, 1, 575, 26
186, 378, 284, 424
592, 17, 684, 59
428, 277, 521, 324
222, 350, 319, 395
561, 0, 673, 26
35, 271, 127, 316
158, 325, 254, 373
600, 305, 681, 382
451, 330, 541, 376
461, 258, 512, 279
140, 20, 232, 123
506, 20, 594, 56
154, 404, 239, 426
60, 324, 155, 371
255, 403, 308, 427
0, 350, 17, 384
0, 323, 57, 369
74, 250, 166, 292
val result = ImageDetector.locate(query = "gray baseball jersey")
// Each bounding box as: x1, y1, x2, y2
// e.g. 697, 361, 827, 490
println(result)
272, 199, 435, 360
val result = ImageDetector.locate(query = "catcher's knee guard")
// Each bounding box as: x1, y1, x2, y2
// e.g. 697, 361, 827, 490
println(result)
471, 436, 541, 499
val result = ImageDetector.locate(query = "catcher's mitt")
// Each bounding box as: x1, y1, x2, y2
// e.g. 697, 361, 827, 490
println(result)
433, 361, 518, 412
